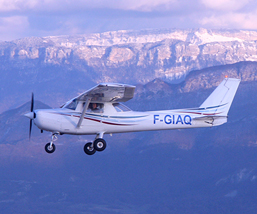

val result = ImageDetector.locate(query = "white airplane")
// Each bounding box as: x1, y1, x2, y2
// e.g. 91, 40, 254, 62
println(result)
24, 78, 240, 155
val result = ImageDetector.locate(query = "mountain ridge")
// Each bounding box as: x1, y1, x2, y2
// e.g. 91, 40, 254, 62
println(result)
2, 28, 257, 85
0, 60, 256, 114
134, 61, 257, 100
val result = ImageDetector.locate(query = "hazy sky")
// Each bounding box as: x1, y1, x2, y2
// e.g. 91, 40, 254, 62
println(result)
0, 0, 257, 41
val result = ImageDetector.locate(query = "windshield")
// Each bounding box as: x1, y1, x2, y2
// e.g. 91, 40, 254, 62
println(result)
113, 103, 131, 112
63, 99, 78, 110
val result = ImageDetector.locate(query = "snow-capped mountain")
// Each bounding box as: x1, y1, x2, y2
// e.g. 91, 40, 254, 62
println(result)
2, 28, 257, 84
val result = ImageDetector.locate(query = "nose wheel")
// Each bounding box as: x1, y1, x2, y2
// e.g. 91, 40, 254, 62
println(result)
45, 133, 58, 154
45, 142, 56, 153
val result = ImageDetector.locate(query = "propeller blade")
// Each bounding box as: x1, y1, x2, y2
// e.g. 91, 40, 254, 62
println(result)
30, 93, 34, 112
29, 119, 33, 140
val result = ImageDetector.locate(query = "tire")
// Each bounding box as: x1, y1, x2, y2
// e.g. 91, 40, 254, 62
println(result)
84, 142, 96, 155
93, 138, 106, 152
45, 142, 56, 154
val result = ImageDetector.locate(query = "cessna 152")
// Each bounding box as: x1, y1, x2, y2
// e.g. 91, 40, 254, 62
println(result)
24, 78, 240, 155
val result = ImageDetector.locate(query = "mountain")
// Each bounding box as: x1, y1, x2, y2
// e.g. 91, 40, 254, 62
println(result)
1, 29, 257, 213
2, 28, 257, 85
3, 29, 257, 83
0, 69, 257, 213
1, 28, 257, 113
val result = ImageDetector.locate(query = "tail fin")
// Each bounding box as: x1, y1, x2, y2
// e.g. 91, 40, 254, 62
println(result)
200, 78, 241, 116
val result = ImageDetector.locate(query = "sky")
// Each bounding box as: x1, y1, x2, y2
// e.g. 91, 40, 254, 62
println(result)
0, 0, 257, 41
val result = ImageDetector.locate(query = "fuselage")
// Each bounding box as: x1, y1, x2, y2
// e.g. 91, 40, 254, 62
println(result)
33, 102, 226, 135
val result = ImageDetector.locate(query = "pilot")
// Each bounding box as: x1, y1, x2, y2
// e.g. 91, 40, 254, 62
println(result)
92, 103, 98, 110
88, 103, 102, 113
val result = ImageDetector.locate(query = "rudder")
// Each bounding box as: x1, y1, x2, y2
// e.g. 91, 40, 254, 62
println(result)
199, 78, 241, 116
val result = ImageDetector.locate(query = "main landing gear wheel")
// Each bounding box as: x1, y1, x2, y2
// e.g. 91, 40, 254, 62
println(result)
45, 143, 56, 154
93, 138, 106, 152
84, 142, 96, 155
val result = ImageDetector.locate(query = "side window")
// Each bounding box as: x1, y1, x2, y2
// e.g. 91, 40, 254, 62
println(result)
113, 103, 131, 112
87, 103, 104, 113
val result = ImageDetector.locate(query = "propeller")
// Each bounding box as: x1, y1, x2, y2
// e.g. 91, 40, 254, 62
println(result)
24, 93, 36, 140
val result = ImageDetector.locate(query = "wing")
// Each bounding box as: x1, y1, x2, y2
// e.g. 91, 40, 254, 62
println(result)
78, 83, 135, 102
64, 83, 136, 106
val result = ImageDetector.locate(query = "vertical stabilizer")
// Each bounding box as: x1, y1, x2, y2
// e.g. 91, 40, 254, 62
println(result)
199, 78, 241, 116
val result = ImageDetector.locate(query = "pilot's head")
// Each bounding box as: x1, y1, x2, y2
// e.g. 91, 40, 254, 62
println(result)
92, 103, 97, 109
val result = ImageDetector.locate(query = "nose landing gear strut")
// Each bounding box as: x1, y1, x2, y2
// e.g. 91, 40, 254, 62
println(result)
45, 133, 59, 154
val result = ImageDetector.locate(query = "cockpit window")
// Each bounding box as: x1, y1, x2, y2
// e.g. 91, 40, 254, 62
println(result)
63, 99, 78, 110
113, 103, 131, 112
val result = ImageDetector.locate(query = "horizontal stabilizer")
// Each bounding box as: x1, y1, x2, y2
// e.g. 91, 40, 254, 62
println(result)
193, 115, 227, 126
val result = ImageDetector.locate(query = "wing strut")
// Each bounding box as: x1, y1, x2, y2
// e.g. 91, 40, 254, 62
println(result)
77, 98, 91, 128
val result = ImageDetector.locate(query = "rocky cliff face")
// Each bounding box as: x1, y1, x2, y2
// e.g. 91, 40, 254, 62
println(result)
134, 61, 257, 100
2, 28, 257, 84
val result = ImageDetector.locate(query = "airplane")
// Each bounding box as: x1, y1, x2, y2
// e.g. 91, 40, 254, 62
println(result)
24, 77, 241, 155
